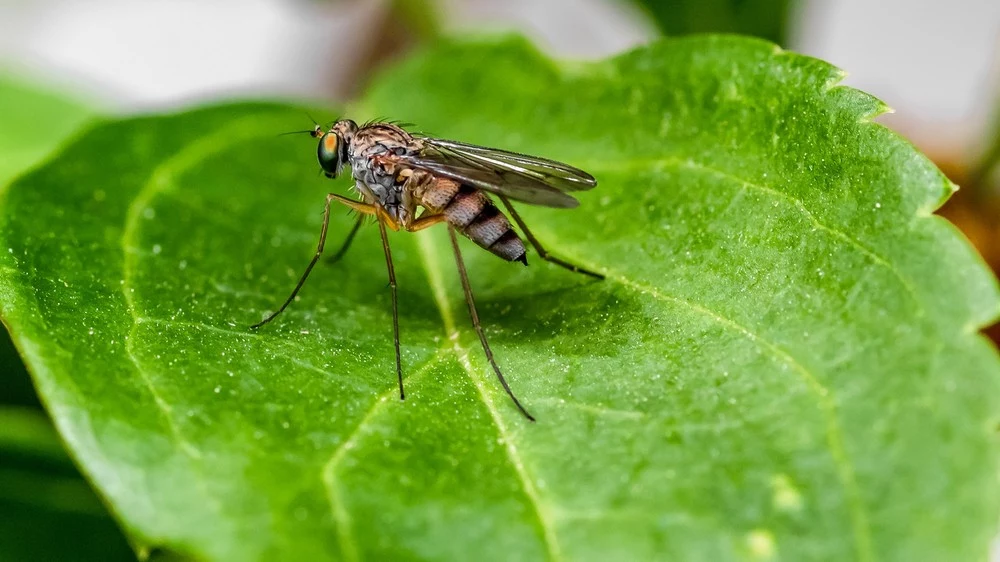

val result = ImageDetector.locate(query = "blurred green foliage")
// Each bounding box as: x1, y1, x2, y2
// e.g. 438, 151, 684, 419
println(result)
631, 0, 792, 44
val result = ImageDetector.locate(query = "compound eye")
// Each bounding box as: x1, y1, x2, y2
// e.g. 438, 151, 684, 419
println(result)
317, 133, 341, 176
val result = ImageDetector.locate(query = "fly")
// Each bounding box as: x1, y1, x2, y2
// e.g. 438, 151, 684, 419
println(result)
251, 119, 604, 421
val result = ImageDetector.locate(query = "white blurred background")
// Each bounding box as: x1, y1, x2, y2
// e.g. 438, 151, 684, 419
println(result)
0, 0, 997, 167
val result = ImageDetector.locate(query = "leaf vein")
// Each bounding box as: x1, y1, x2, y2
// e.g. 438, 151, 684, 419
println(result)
531, 397, 647, 420
321, 349, 448, 562
512, 227, 875, 561
118, 120, 284, 544
587, 156, 922, 313
416, 231, 563, 562
608, 270, 874, 562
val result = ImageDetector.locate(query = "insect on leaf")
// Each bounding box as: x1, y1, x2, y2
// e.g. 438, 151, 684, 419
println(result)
0, 36, 997, 561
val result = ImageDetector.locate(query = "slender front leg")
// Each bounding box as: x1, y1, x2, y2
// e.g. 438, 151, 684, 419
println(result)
378, 216, 405, 400
498, 196, 605, 280
251, 194, 376, 329
329, 193, 378, 215
448, 226, 535, 421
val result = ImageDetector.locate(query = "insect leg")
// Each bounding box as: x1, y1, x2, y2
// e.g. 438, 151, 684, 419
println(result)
325, 214, 363, 265
405, 212, 447, 233
329, 193, 377, 215
447, 226, 535, 421
499, 196, 605, 280
377, 216, 405, 400
250, 194, 376, 330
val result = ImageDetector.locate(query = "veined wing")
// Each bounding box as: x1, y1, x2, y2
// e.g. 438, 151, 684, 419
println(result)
425, 138, 597, 191
403, 137, 597, 208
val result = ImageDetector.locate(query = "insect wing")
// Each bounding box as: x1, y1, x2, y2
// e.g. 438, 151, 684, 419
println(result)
425, 138, 597, 191
403, 137, 597, 208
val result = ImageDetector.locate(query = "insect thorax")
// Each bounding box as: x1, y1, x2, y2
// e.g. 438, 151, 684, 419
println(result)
348, 125, 418, 212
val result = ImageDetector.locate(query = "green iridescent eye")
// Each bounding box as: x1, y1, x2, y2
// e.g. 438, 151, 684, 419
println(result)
317, 132, 341, 177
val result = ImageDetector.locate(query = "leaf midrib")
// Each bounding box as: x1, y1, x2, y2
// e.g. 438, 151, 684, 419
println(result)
415, 230, 564, 561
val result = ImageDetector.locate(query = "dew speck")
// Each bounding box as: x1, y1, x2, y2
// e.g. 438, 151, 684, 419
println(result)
88, 327, 94, 336
179, 260, 187, 270
874, 202, 882, 209
143, 208, 155, 220
152, 244, 162, 255
214, 386, 221, 394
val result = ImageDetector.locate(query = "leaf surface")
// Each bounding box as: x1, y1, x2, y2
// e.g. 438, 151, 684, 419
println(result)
0, 74, 133, 562
1, 36, 998, 561
0, 74, 94, 185
0, 72, 95, 404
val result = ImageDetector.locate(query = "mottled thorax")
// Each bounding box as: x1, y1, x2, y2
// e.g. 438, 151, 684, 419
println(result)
347, 123, 419, 211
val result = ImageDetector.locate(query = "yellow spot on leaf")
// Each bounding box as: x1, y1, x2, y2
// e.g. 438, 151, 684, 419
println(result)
746, 529, 776, 559
771, 473, 803, 512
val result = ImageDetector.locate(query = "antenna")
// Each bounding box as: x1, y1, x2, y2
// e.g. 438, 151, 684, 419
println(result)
277, 129, 317, 137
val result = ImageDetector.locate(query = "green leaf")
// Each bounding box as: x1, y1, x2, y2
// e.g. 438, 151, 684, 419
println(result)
0, 75, 132, 561
0, 73, 95, 407
1, 35, 998, 561
0, 71, 94, 406
0, 73, 95, 186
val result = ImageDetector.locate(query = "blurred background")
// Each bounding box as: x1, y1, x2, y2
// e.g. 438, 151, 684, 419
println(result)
1, 0, 998, 559
2, 0, 998, 155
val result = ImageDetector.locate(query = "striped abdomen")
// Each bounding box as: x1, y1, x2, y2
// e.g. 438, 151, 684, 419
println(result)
421, 179, 526, 264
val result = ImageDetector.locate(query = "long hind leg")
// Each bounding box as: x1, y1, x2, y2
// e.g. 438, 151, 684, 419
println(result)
498, 196, 604, 280
377, 216, 404, 400
448, 226, 535, 421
